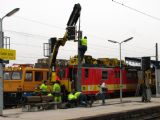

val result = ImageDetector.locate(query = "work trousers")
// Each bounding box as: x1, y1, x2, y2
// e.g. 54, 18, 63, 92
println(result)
96, 92, 106, 105
79, 93, 88, 106
79, 45, 87, 62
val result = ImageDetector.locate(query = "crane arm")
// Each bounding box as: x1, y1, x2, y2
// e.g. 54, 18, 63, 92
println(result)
49, 3, 81, 82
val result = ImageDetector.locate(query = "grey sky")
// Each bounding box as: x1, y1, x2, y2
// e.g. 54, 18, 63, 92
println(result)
0, 0, 160, 65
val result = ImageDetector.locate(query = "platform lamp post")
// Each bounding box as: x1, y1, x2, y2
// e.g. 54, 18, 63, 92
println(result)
0, 8, 20, 116
108, 37, 133, 103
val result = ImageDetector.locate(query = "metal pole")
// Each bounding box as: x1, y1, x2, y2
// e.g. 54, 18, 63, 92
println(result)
0, 8, 19, 116
119, 43, 122, 103
77, 16, 81, 91
155, 67, 158, 97
0, 18, 4, 116
108, 37, 133, 103
156, 43, 158, 61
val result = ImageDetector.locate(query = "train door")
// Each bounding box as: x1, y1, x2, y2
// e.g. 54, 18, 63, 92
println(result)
23, 70, 34, 92
34, 70, 46, 89
81, 67, 90, 94
112, 68, 120, 92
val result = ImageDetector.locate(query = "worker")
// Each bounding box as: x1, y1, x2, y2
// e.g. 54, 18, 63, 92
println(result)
99, 82, 107, 105
67, 91, 77, 108
53, 80, 62, 102
74, 91, 88, 107
47, 92, 53, 97
141, 83, 151, 102
79, 36, 87, 62
61, 84, 68, 102
40, 80, 48, 95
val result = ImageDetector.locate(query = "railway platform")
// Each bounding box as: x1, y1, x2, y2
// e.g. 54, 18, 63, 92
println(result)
1, 96, 160, 120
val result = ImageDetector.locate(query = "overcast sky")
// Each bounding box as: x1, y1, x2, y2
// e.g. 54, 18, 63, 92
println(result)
0, 0, 160, 65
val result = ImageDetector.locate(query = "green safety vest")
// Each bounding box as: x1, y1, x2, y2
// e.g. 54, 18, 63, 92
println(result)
53, 83, 61, 92
47, 93, 53, 96
74, 92, 81, 99
81, 38, 87, 46
40, 83, 48, 92
68, 93, 76, 100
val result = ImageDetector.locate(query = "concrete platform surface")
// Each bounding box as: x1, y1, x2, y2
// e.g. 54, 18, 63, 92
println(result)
1, 97, 160, 120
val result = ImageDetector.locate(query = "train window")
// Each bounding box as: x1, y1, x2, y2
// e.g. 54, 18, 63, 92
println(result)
35, 71, 43, 81
102, 71, 108, 80
25, 71, 32, 81
85, 69, 89, 78
127, 71, 137, 80
12, 71, 22, 80
4, 72, 11, 80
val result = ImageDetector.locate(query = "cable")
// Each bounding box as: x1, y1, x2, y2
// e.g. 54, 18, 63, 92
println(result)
11, 43, 42, 48
10, 40, 155, 58
5, 29, 157, 59
15, 16, 65, 30
5, 29, 49, 39
88, 34, 157, 52
5, 28, 157, 54
112, 0, 160, 21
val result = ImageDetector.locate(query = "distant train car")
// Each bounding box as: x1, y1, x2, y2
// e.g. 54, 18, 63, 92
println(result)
3, 64, 48, 106
66, 65, 138, 97
81, 67, 138, 96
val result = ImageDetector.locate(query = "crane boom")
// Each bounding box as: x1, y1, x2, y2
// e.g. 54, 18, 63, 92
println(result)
49, 3, 81, 82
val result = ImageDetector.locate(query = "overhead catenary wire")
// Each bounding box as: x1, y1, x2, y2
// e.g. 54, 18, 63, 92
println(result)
7, 15, 158, 53
6, 29, 156, 58
15, 16, 65, 30
3, 16, 158, 62
112, 0, 160, 22
7, 28, 155, 54
5, 29, 49, 39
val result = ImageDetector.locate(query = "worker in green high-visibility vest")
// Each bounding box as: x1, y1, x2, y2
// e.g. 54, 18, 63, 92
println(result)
53, 80, 61, 102
67, 91, 77, 108
74, 91, 88, 107
79, 36, 87, 62
40, 80, 48, 95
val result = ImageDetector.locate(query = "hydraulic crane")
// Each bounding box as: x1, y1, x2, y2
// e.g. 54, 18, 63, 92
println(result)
48, 3, 81, 82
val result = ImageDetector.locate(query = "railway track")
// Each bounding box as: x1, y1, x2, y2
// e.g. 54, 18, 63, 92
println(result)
142, 113, 160, 120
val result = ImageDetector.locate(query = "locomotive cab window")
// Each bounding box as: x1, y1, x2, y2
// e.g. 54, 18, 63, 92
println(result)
4, 72, 11, 80
35, 71, 43, 81
102, 71, 108, 80
12, 71, 22, 80
85, 69, 89, 78
25, 71, 32, 81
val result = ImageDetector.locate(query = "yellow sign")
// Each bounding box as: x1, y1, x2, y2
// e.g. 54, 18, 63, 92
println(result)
0, 48, 16, 60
